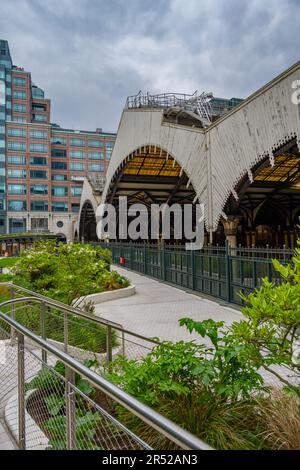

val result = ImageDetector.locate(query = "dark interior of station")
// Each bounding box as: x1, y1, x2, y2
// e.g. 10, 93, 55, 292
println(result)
215, 137, 300, 248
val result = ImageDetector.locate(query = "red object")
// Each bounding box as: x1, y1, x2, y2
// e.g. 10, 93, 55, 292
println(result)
120, 256, 125, 265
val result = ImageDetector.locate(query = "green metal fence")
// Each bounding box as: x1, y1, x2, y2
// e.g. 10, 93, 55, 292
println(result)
93, 242, 294, 305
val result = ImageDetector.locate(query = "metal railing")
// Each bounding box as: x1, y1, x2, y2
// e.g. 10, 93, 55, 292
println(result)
94, 242, 294, 305
0, 298, 212, 451
0, 282, 159, 366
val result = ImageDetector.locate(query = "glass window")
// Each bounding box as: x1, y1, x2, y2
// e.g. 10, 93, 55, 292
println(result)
30, 170, 48, 179
70, 150, 84, 158
31, 218, 48, 230
7, 127, 26, 137
13, 77, 26, 86
32, 114, 47, 122
30, 130, 48, 139
71, 186, 82, 197
51, 149, 66, 158
51, 136, 67, 145
88, 140, 103, 148
13, 103, 26, 113
7, 155, 26, 165
0, 182, 5, 193
30, 156, 47, 166
52, 174, 67, 181
71, 203, 80, 213
7, 141, 26, 151
9, 218, 26, 233
88, 152, 103, 160
0, 199, 6, 211
70, 162, 85, 171
52, 202, 68, 212
31, 87, 44, 99
8, 169, 26, 178
8, 184, 26, 195
8, 200, 27, 211
88, 163, 104, 172
13, 116, 26, 123
52, 186, 68, 196
51, 161, 67, 170
30, 143, 48, 153
30, 184, 48, 195
30, 200, 48, 211
70, 138, 85, 146
13, 90, 26, 99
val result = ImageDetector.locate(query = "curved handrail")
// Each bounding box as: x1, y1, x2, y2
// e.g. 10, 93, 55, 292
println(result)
0, 282, 160, 346
0, 309, 213, 450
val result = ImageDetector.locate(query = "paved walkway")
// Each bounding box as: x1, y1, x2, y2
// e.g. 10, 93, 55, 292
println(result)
95, 267, 242, 344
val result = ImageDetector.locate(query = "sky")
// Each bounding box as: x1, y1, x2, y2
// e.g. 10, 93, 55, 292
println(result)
1, 0, 300, 132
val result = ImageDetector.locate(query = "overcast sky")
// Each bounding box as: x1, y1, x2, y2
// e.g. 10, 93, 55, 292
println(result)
1, 0, 299, 132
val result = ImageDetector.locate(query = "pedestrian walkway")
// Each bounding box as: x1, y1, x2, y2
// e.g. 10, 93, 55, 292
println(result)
95, 266, 242, 344
0, 421, 15, 450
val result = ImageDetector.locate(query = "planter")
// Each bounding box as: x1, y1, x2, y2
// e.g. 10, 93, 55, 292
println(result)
72, 284, 135, 308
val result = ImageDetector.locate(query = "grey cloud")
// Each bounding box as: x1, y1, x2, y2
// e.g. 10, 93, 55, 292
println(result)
0, 0, 299, 131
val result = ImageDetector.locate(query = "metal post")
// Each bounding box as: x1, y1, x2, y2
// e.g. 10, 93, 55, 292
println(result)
40, 302, 47, 364
65, 366, 76, 450
17, 332, 26, 450
225, 240, 231, 303
64, 311, 68, 353
10, 286, 16, 343
106, 325, 113, 366
190, 249, 195, 291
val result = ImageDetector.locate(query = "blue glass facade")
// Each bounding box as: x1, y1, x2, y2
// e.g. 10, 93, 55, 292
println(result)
0, 39, 12, 233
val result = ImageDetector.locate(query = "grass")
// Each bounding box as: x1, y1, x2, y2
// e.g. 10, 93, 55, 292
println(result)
0, 257, 20, 268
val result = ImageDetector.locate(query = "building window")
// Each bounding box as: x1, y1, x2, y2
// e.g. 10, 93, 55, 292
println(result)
31, 87, 44, 99
51, 149, 66, 158
30, 170, 48, 179
88, 163, 104, 172
13, 77, 26, 86
32, 114, 47, 122
7, 155, 26, 165
31, 218, 48, 230
88, 152, 103, 160
0, 199, 6, 211
30, 184, 48, 195
30, 143, 48, 153
70, 150, 85, 158
88, 140, 103, 148
71, 203, 80, 213
13, 90, 26, 100
0, 182, 5, 193
51, 136, 67, 145
30, 156, 47, 166
71, 186, 82, 197
52, 202, 68, 212
7, 128, 26, 137
70, 138, 85, 147
51, 161, 67, 170
8, 169, 27, 178
106, 141, 114, 160
52, 174, 67, 181
30, 200, 48, 211
7, 141, 26, 151
9, 218, 26, 233
30, 130, 48, 139
8, 184, 26, 195
13, 116, 26, 123
8, 200, 27, 211
13, 103, 26, 113
52, 186, 68, 196
70, 162, 85, 171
